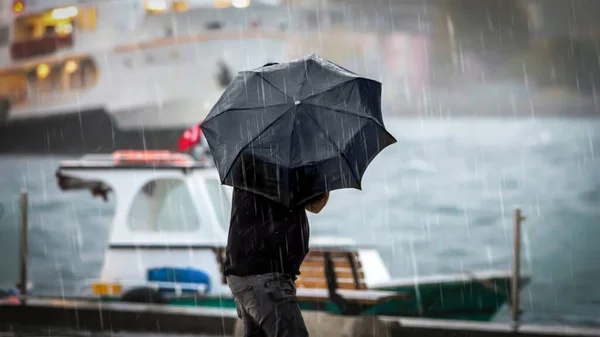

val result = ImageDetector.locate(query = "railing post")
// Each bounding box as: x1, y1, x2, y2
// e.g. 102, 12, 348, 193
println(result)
18, 190, 28, 305
511, 208, 524, 330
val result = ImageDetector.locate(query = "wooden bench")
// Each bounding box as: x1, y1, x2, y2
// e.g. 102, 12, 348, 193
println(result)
297, 250, 367, 290
214, 247, 409, 315
295, 249, 410, 315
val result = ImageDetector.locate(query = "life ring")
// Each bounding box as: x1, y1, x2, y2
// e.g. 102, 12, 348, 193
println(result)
120, 287, 168, 304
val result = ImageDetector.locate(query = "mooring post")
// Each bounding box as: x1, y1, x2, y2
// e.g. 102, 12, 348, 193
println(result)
511, 208, 524, 331
18, 190, 28, 305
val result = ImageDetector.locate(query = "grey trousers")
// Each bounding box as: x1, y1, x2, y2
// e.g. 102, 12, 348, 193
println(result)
227, 273, 309, 337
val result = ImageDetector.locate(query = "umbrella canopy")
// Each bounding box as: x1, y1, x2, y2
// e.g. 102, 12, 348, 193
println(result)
201, 54, 397, 207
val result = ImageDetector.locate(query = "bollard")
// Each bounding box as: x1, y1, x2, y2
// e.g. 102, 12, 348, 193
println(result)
18, 190, 28, 305
511, 208, 525, 330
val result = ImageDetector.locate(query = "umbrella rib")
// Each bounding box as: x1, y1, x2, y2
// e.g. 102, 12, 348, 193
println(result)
303, 111, 361, 188
220, 106, 295, 184
203, 102, 290, 125
302, 102, 382, 127
255, 72, 292, 100
300, 78, 355, 103
297, 62, 310, 103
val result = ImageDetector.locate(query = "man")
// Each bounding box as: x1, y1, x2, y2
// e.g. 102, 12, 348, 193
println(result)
224, 187, 329, 337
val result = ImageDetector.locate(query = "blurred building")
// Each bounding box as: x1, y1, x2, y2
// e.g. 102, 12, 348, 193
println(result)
510, 0, 600, 39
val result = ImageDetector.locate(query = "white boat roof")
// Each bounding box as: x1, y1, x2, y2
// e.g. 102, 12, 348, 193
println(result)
59, 152, 214, 171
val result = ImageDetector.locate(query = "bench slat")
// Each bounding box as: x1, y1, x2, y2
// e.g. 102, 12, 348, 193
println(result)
301, 259, 358, 269
306, 251, 359, 259
296, 288, 408, 305
299, 268, 365, 280
296, 278, 367, 290
304, 255, 361, 263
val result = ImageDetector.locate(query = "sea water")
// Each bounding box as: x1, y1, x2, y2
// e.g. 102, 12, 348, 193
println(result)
1, 118, 599, 328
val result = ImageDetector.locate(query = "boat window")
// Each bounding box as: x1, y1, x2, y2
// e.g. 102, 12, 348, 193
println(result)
0, 71, 28, 106
204, 179, 231, 230
127, 178, 201, 232
0, 26, 9, 46
306, 11, 319, 27
69, 58, 98, 90
13, 7, 78, 42
0, 56, 98, 107
44, 25, 55, 36
330, 11, 344, 25
205, 21, 223, 30
10, 6, 80, 59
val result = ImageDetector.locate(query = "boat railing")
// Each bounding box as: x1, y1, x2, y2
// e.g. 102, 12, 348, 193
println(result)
113, 29, 287, 53
14, 189, 527, 330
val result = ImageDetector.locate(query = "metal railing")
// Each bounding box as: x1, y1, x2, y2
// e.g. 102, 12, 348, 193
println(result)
13, 189, 526, 328
18, 191, 28, 305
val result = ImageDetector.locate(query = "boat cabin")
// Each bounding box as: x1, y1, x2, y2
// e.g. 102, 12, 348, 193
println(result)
1, 0, 288, 64
55, 150, 396, 306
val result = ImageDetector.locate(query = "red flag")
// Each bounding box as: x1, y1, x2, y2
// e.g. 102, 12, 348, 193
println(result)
178, 123, 202, 152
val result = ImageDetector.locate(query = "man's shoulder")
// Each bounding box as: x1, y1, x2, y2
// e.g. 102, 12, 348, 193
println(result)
232, 188, 257, 200
232, 189, 306, 215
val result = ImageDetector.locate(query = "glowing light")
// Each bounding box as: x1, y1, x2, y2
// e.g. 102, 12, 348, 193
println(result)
55, 22, 73, 35
232, 0, 250, 8
37, 64, 50, 79
145, 0, 167, 12
13, 0, 24, 13
213, 0, 230, 8
172, 1, 188, 12
64, 60, 78, 73
51, 6, 78, 20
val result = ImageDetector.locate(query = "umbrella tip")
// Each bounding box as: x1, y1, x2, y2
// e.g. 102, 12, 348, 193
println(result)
294, 100, 301, 105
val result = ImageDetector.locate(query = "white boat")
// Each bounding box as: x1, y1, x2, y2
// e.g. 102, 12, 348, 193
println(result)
33, 149, 531, 321
0, 0, 296, 154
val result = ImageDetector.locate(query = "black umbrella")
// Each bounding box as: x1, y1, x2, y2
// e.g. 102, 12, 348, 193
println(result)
200, 54, 397, 207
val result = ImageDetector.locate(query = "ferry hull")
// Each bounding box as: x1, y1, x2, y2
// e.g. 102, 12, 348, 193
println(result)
42, 273, 528, 322
0, 109, 187, 155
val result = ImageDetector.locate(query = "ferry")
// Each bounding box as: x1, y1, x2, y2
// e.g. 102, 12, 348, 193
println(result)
0, 0, 442, 155
0, 0, 297, 154
1, 149, 531, 321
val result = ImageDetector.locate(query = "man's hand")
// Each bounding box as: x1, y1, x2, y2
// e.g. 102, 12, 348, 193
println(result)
305, 192, 329, 214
